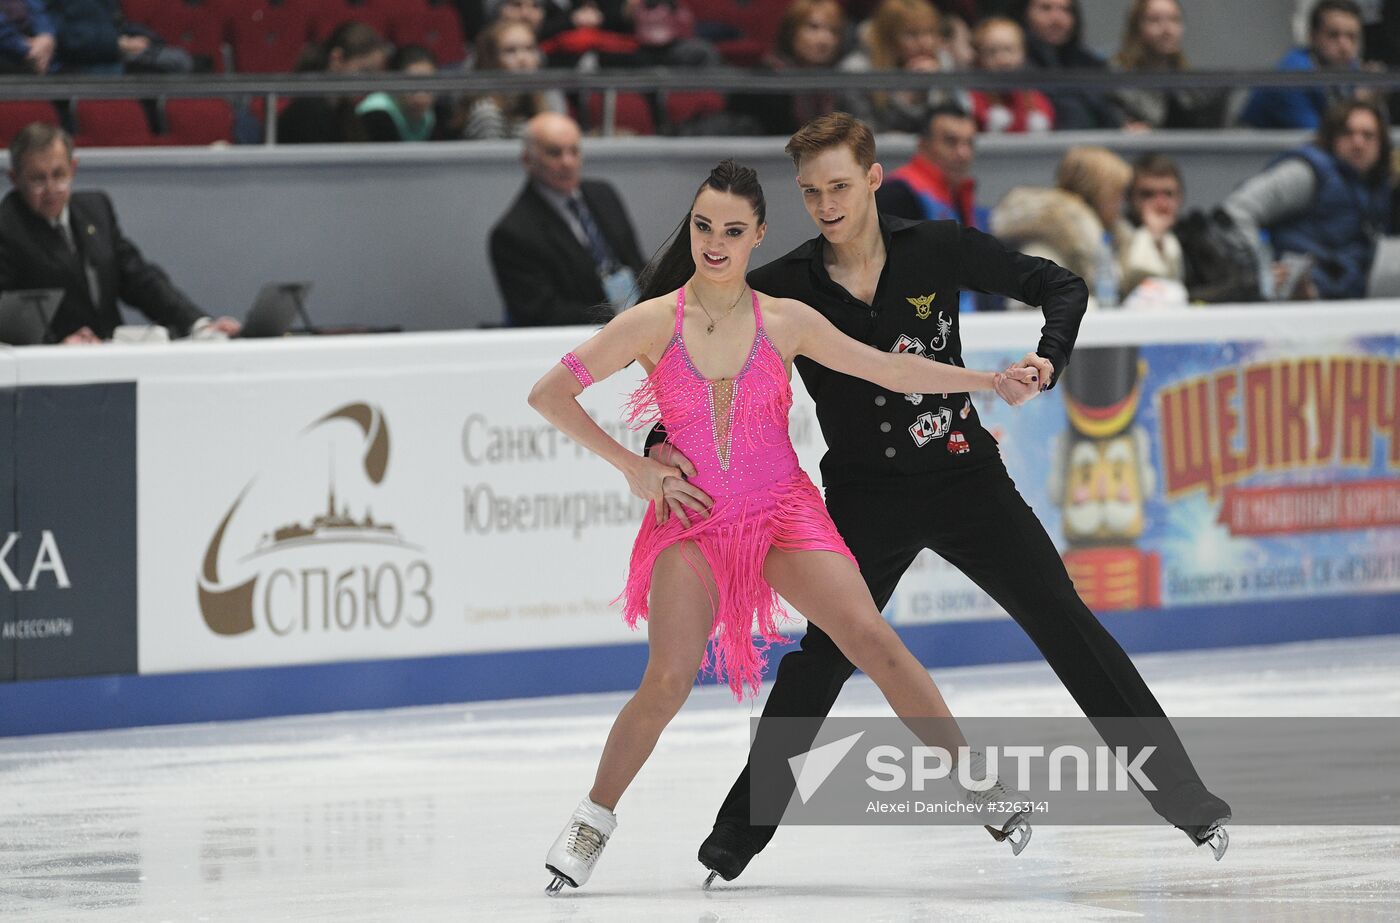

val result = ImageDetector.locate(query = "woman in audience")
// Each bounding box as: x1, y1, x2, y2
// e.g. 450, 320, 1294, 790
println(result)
992, 146, 1132, 308
1017, 0, 1122, 129
461, 19, 566, 140
839, 0, 953, 134
729, 0, 847, 135
1110, 0, 1228, 130
277, 22, 388, 144
357, 45, 445, 142
967, 17, 1054, 134
1119, 152, 1188, 301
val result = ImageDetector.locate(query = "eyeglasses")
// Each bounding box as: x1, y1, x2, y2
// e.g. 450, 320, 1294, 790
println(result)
1133, 187, 1179, 200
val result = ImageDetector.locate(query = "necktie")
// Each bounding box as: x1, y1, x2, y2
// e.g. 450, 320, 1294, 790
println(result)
567, 196, 617, 274
57, 219, 100, 304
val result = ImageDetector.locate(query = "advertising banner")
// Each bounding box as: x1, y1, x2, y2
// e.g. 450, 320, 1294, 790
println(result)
887, 336, 1400, 625
5, 383, 138, 680
136, 357, 826, 674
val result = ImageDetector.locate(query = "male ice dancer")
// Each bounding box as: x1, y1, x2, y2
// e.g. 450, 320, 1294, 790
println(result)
647, 113, 1231, 884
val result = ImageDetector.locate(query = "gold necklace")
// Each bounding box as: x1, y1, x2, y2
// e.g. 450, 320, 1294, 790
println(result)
691, 284, 746, 335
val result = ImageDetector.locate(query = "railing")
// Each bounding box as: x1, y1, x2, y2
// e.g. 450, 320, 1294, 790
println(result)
1, 67, 1398, 142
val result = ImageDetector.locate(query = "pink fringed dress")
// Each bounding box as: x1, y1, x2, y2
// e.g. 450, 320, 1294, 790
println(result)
621, 288, 855, 699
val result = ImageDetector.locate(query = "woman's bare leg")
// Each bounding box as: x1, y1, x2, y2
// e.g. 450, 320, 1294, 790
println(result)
589, 541, 717, 810
763, 548, 966, 752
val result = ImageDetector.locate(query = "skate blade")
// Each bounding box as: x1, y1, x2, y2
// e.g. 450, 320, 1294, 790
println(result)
544, 865, 577, 896
984, 813, 1032, 856
702, 870, 720, 891
1202, 824, 1229, 861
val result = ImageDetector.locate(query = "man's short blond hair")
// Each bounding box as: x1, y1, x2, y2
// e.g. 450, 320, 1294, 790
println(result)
784, 112, 876, 171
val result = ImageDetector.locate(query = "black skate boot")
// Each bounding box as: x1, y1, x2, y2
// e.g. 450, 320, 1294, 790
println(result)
1165, 782, 1231, 861
698, 821, 758, 889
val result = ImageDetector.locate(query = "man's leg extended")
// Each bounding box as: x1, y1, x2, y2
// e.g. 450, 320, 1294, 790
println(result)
929, 457, 1226, 827
701, 480, 922, 879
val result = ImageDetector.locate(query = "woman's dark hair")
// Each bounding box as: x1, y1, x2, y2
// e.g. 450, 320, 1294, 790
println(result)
1015, 0, 1084, 50
635, 160, 767, 303
392, 44, 436, 71
1309, 0, 1363, 35
1318, 98, 1392, 186
295, 20, 385, 72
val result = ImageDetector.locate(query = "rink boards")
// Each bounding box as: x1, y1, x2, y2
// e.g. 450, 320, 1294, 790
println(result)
2, 303, 1399, 735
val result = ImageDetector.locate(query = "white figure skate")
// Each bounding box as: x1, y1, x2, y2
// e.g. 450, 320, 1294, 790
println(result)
955, 749, 1033, 856
544, 797, 617, 895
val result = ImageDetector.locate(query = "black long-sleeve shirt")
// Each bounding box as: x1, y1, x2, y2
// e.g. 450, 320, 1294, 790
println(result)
751, 214, 1086, 488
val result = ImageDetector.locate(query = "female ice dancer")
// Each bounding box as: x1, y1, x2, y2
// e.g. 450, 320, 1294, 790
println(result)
528, 161, 1038, 894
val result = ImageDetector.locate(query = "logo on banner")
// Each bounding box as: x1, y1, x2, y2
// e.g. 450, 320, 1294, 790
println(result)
909, 408, 952, 447
198, 403, 433, 638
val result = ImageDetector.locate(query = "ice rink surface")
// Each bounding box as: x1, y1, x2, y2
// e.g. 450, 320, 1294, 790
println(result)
3, 635, 1400, 922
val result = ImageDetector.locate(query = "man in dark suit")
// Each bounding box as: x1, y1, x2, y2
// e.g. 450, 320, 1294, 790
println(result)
489, 112, 646, 327
0, 122, 240, 344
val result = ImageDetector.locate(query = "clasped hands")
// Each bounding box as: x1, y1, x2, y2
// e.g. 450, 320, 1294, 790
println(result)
996, 352, 1053, 406
633, 352, 1053, 525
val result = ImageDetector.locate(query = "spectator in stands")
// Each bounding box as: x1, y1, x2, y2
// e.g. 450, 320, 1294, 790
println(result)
877, 103, 985, 228
1119, 152, 1186, 298
878, 103, 1002, 310
992, 146, 1131, 308
277, 22, 388, 145
0, 123, 241, 344
357, 45, 444, 143
625, 0, 719, 69
0, 0, 55, 74
1017, 0, 1122, 130
1224, 99, 1392, 300
728, 0, 847, 136
968, 17, 1054, 134
839, 0, 954, 134
1110, 0, 1226, 130
1241, 0, 1368, 130
488, 0, 546, 30
49, 0, 192, 75
461, 19, 565, 140
489, 112, 646, 326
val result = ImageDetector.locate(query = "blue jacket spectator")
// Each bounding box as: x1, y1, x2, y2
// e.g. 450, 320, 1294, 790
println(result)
1241, 0, 1365, 130
0, 0, 56, 74
1225, 100, 1392, 300
48, 0, 192, 74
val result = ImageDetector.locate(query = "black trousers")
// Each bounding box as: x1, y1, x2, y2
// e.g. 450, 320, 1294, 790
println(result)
715, 453, 1208, 850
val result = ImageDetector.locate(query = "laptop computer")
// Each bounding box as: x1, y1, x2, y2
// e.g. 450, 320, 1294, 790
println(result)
239, 282, 314, 338
0, 289, 64, 345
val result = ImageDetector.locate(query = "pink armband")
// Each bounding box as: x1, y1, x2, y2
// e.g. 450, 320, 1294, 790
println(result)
561, 352, 594, 389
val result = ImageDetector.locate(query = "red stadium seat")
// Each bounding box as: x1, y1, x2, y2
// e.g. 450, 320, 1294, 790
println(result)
666, 91, 725, 130
121, 0, 162, 23
140, 2, 231, 73
73, 100, 159, 147
162, 98, 236, 145
586, 92, 655, 136
701, 0, 787, 66
0, 100, 62, 147
228, 1, 317, 73
393, 1, 467, 65
306, 0, 395, 41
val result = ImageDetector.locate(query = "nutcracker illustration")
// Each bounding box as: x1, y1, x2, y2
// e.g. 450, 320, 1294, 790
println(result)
1050, 347, 1161, 610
